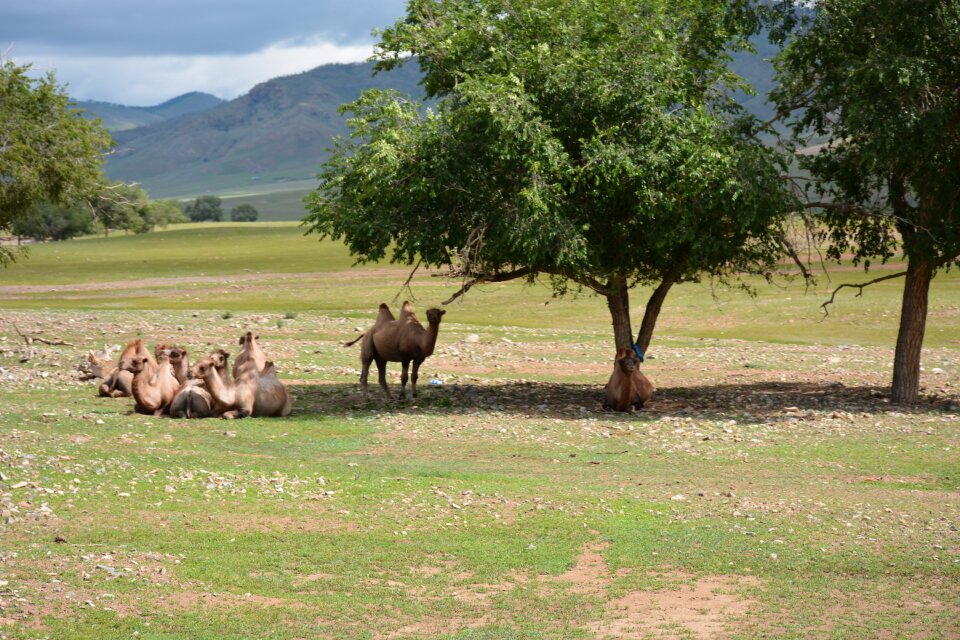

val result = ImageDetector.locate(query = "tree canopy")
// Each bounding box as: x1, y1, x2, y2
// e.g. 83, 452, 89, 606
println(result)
772, 0, 960, 403
306, 0, 796, 352
231, 203, 259, 222
11, 202, 94, 241
0, 58, 112, 265
184, 195, 224, 222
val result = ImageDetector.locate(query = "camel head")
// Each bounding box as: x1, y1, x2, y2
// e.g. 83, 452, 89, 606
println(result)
168, 348, 186, 363
615, 348, 640, 374
238, 332, 260, 347
118, 339, 147, 371
426, 308, 446, 325
122, 356, 150, 375
191, 357, 216, 380
210, 349, 230, 369
154, 343, 173, 359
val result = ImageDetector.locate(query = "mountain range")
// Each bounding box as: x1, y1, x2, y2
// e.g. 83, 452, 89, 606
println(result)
78, 92, 225, 132
83, 44, 777, 205
96, 62, 424, 199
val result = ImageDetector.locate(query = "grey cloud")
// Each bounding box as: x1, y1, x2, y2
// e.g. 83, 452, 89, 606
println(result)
1, 0, 407, 57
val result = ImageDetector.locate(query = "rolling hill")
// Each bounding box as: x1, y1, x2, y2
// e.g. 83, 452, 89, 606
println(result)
97, 46, 780, 213
77, 92, 224, 132
103, 62, 425, 199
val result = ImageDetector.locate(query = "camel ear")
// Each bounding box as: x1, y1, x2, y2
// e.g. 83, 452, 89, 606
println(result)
439, 309, 446, 316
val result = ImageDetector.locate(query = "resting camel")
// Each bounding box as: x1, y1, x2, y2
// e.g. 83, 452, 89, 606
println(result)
602, 348, 654, 412
98, 339, 155, 398
194, 355, 292, 419
167, 347, 190, 385
79, 349, 114, 382
348, 301, 445, 400
233, 332, 266, 378
169, 349, 233, 419
123, 352, 179, 416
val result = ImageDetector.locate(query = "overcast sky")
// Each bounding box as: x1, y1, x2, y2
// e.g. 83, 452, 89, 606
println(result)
0, 0, 408, 105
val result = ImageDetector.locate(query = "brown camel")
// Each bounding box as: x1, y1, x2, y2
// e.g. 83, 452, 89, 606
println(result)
233, 332, 267, 378
99, 339, 155, 398
154, 345, 191, 385
350, 301, 445, 400
79, 350, 114, 381
195, 356, 292, 419
168, 379, 214, 419
602, 348, 654, 412
123, 352, 179, 416
170, 350, 233, 419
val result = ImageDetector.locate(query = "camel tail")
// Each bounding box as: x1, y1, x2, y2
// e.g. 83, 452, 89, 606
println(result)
343, 333, 364, 347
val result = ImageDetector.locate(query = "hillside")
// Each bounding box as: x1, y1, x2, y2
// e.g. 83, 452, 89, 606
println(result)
103, 48, 778, 206
105, 62, 425, 198
77, 92, 224, 131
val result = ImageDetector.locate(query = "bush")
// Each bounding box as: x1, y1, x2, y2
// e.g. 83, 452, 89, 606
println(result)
230, 204, 259, 222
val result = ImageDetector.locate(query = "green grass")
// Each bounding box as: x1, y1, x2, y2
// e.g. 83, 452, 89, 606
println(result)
0, 224, 957, 639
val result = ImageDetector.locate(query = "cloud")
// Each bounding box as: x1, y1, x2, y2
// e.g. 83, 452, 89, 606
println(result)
15, 37, 376, 105
1, 0, 406, 56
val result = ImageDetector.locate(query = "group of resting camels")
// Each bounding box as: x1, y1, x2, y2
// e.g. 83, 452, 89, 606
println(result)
86, 301, 653, 418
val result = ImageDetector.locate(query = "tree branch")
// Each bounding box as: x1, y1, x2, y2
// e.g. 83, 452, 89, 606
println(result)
820, 271, 907, 317
440, 267, 535, 305
392, 258, 422, 304
778, 232, 814, 283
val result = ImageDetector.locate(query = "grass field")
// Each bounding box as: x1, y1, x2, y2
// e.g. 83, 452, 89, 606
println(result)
0, 224, 957, 639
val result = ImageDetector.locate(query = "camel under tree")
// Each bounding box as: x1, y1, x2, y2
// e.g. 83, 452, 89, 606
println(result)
349, 301, 445, 401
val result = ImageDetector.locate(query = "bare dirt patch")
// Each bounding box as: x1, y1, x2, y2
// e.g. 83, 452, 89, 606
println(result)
380, 541, 759, 639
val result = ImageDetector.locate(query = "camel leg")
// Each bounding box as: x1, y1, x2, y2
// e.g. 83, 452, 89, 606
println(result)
375, 357, 392, 399
399, 359, 411, 401
410, 359, 422, 399
360, 356, 372, 399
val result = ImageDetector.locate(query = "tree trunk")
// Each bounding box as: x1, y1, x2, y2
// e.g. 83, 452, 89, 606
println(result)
635, 274, 677, 354
891, 256, 933, 404
604, 277, 633, 351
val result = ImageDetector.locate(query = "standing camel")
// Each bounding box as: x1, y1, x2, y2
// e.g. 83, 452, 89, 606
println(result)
348, 301, 445, 400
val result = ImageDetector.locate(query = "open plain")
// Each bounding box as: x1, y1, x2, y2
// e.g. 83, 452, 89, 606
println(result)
0, 223, 958, 639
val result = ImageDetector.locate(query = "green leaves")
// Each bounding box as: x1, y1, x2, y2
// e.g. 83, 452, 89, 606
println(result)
307, 0, 793, 300
0, 60, 112, 241
773, 0, 960, 270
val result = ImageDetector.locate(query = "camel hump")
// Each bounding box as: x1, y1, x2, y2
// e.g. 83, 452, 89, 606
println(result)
375, 303, 395, 325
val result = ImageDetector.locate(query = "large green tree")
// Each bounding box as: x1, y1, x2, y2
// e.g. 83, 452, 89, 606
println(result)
306, 0, 796, 353
92, 182, 149, 236
772, 0, 960, 403
0, 59, 112, 265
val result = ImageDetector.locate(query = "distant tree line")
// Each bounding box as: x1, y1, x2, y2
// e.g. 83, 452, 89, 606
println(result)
181, 195, 258, 223
11, 192, 260, 242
